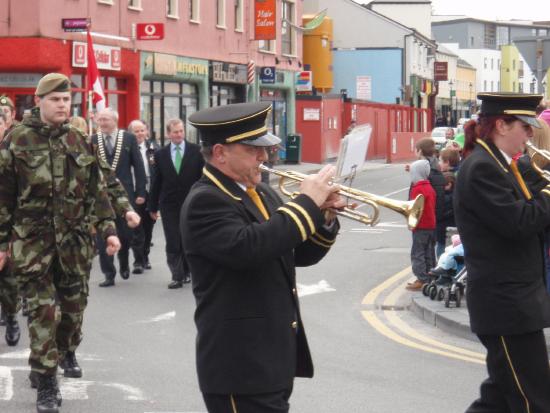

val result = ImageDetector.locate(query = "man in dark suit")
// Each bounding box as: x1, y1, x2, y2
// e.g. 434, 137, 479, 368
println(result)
181, 102, 345, 413
128, 119, 159, 273
93, 108, 147, 287
455, 93, 550, 413
149, 118, 204, 289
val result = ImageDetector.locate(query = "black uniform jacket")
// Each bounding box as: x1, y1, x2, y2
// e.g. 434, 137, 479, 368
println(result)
454, 140, 550, 335
92, 131, 146, 204
180, 163, 339, 395
149, 142, 204, 251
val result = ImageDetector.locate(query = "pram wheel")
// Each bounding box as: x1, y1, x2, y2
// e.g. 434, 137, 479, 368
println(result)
422, 283, 431, 296
428, 284, 437, 300
455, 287, 462, 308
444, 287, 451, 308
437, 287, 445, 301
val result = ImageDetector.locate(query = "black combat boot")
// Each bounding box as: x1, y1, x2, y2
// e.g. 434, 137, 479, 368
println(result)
36, 373, 59, 413
5, 315, 20, 346
29, 371, 62, 406
59, 351, 82, 378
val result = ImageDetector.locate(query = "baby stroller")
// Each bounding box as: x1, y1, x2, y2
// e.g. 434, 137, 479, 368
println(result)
422, 235, 467, 307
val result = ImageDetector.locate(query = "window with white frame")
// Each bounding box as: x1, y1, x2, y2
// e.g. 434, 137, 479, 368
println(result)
234, 0, 243, 31
189, 0, 200, 22
167, 0, 178, 18
217, 0, 226, 28
128, 0, 141, 8
98, 0, 113, 4
259, 40, 275, 53
281, 0, 296, 55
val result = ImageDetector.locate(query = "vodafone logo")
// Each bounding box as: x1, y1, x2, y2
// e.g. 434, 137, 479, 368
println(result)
136, 23, 164, 40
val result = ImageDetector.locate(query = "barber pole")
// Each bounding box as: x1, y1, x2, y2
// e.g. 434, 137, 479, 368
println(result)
247, 60, 256, 85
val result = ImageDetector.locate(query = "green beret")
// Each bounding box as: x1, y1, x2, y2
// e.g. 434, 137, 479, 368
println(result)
0, 95, 14, 109
35, 73, 71, 97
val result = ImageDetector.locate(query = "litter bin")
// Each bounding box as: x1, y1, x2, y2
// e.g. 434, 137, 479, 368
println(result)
285, 133, 301, 164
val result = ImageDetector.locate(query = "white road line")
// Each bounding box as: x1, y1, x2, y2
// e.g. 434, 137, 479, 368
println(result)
60, 379, 94, 400
383, 187, 409, 197
297, 280, 336, 297
103, 382, 146, 400
0, 348, 30, 359
135, 311, 176, 324
0, 366, 14, 401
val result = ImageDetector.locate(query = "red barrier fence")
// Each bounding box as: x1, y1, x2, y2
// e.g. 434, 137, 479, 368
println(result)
296, 96, 432, 164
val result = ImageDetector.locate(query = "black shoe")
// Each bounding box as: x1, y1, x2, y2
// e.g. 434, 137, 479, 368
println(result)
120, 269, 130, 280
132, 264, 144, 274
99, 278, 115, 287
183, 273, 191, 284
144, 260, 152, 270
36, 373, 60, 413
168, 280, 183, 289
5, 315, 20, 346
59, 351, 82, 378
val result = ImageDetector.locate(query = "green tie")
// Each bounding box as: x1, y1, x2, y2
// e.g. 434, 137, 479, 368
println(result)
175, 145, 182, 173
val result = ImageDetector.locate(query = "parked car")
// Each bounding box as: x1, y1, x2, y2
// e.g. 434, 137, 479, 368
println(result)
430, 127, 456, 151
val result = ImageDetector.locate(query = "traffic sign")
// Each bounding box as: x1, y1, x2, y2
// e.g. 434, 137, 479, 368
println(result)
136, 23, 165, 40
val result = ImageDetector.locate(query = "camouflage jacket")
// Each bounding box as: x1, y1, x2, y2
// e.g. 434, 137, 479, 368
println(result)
0, 108, 117, 257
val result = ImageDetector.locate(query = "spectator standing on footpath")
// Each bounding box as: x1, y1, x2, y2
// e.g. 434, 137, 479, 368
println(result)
128, 119, 159, 272
149, 118, 204, 289
0, 73, 121, 413
93, 108, 146, 287
182, 102, 344, 413
455, 92, 550, 412
406, 159, 436, 291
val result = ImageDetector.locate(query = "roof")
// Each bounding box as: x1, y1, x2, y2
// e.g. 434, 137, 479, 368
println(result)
432, 15, 550, 29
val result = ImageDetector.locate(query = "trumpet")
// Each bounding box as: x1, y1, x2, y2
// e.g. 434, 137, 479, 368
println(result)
259, 165, 425, 230
525, 141, 550, 181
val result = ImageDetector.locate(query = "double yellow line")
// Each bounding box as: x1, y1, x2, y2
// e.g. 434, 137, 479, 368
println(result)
361, 267, 485, 364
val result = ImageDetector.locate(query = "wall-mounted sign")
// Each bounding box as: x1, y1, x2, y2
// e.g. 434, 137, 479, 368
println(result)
72, 41, 121, 71
254, 0, 276, 40
152, 53, 208, 77
356, 75, 372, 100
296, 71, 312, 92
0, 73, 44, 88
136, 23, 164, 40
62, 18, 90, 32
303, 108, 320, 121
434, 61, 448, 81
212, 62, 247, 84
260, 67, 276, 84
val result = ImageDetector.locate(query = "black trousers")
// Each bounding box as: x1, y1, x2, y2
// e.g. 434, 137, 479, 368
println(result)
466, 331, 550, 413
203, 387, 292, 413
96, 216, 132, 279
131, 200, 155, 266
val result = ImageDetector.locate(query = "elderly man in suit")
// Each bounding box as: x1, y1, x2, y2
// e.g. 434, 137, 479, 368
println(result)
149, 118, 204, 289
128, 119, 159, 273
93, 108, 147, 287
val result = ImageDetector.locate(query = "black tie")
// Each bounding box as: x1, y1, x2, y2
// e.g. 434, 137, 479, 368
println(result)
105, 135, 114, 155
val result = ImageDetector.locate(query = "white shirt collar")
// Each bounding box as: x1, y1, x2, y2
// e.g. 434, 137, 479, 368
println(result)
499, 149, 512, 165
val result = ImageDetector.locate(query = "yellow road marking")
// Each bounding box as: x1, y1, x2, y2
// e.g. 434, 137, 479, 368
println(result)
362, 268, 486, 364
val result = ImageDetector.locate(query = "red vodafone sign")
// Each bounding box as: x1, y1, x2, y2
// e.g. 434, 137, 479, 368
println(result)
136, 23, 164, 40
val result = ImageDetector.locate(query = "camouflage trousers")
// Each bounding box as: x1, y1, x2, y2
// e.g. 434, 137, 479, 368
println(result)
0, 266, 20, 316
17, 256, 89, 375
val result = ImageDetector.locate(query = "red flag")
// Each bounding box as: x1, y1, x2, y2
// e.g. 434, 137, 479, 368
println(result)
87, 30, 105, 112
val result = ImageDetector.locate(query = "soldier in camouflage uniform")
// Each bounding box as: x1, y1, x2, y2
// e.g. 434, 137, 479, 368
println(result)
0, 105, 21, 346
0, 73, 121, 413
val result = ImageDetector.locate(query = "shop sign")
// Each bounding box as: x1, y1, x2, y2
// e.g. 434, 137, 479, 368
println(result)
62, 18, 90, 32
296, 71, 312, 92
0, 73, 43, 88
254, 0, 276, 40
153, 53, 208, 77
356, 75, 372, 100
260, 67, 276, 84
212, 62, 247, 84
303, 108, 320, 121
136, 23, 164, 40
434, 61, 448, 81
72, 41, 121, 71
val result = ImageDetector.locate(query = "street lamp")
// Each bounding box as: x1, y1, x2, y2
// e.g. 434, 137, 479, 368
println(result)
448, 80, 454, 126
469, 82, 473, 117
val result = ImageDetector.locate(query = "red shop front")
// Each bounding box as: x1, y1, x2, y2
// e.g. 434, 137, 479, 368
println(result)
0, 37, 139, 128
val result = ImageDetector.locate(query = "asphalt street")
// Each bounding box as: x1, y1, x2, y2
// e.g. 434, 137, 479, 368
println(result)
1, 162, 491, 413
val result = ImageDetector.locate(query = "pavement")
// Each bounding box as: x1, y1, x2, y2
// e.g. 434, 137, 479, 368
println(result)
272, 160, 550, 349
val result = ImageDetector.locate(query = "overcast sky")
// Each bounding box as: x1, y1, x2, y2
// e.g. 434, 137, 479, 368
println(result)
430, 0, 549, 22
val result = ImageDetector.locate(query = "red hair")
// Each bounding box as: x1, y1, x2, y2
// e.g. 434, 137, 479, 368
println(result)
463, 115, 517, 158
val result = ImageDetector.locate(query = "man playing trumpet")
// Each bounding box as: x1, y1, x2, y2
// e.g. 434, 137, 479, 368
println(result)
181, 102, 345, 413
